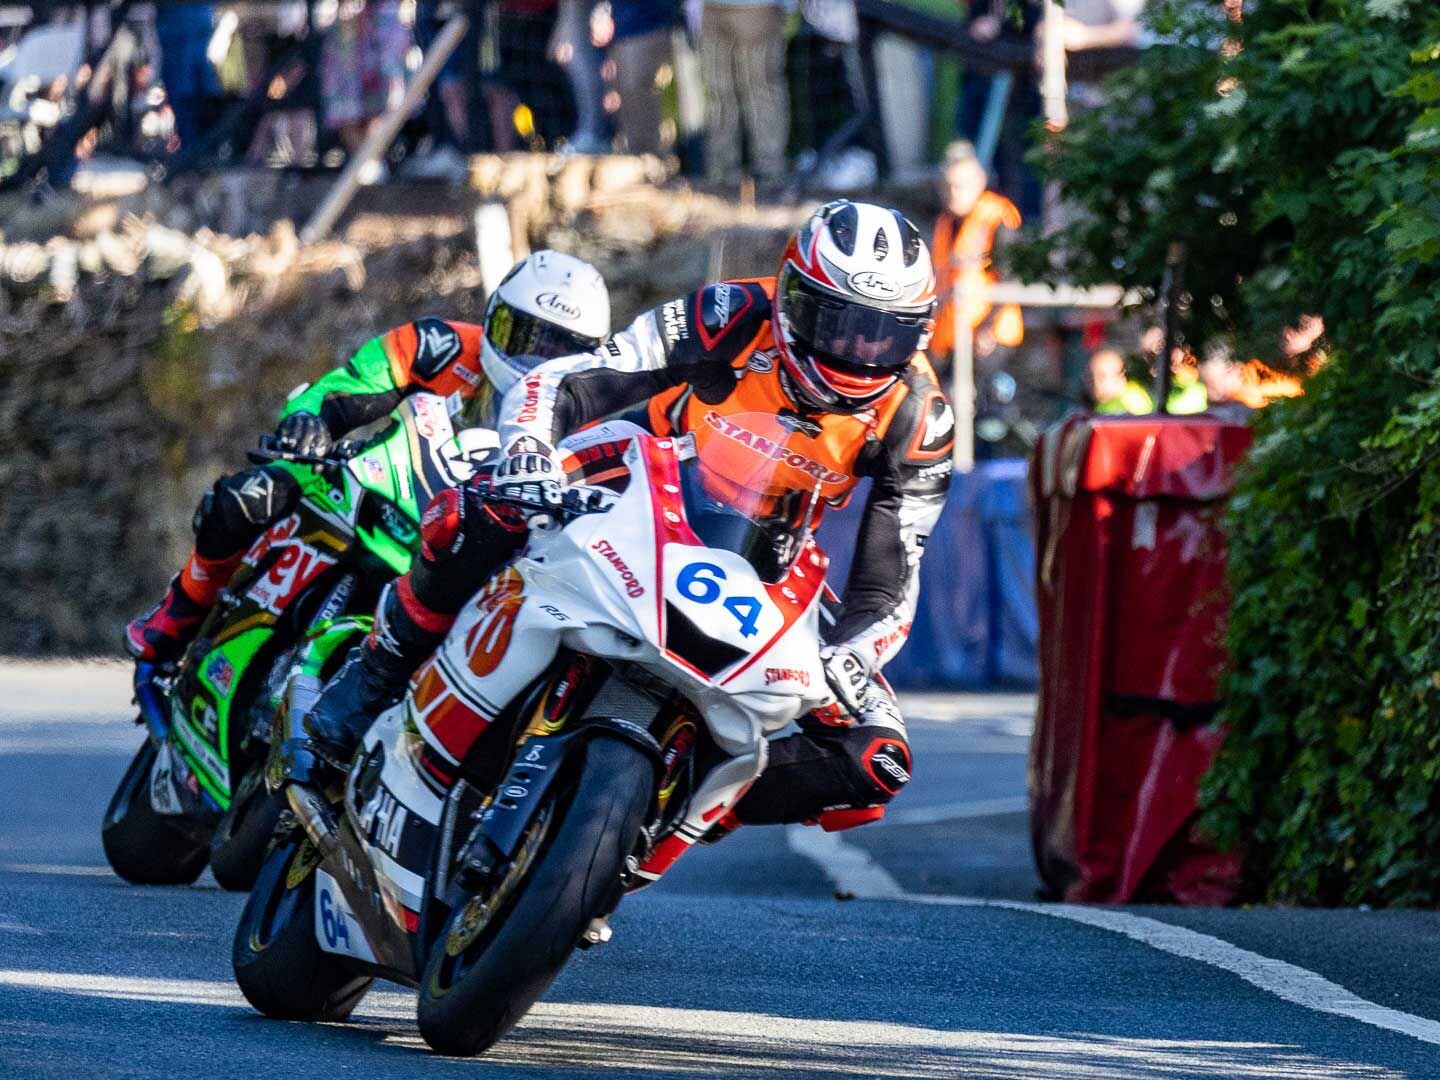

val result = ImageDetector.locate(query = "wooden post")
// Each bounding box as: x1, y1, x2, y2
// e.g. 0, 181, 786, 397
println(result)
1041, 0, 1068, 131
1155, 241, 1186, 414
952, 277, 976, 473
300, 13, 469, 245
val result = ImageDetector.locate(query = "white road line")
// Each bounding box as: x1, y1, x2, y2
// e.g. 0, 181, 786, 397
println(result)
882, 795, 1029, 827
0, 969, 1404, 1076
786, 824, 1440, 1050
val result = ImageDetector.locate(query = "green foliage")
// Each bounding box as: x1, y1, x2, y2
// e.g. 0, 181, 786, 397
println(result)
1022, 0, 1440, 904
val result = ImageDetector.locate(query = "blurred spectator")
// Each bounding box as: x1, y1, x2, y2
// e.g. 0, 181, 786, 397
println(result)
929, 141, 1024, 372
1138, 325, 1207, 414
1166, 354, 1208, 414
955, 0, 1042, 219
1088, 348, 1152, 415
555, 0, 610, 152
489, 0, 575, 150
320, 0, 410, 182
1281, 313, 1325, 361
409, 0, 471, 172
609, 0, 676, 155
700, 0, 788, 184
874, 0, 933, 185
1199, 342, 1254, 424
1061, 0, 1147, 111
154, 2, 215, 151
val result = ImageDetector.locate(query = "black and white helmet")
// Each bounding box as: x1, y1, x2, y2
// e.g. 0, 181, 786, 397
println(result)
775, 200, 936, 413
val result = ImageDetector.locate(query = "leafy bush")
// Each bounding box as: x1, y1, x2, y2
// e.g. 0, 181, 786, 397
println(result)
1019, 0, 1440, 903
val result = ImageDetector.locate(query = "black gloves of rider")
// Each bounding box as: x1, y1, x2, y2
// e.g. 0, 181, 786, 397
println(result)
273, 412, 334, 460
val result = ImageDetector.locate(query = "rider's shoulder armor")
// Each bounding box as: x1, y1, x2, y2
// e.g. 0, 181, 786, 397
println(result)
384, 318, 486, 397
863, 358, 955, 492
656, 279, 773, 371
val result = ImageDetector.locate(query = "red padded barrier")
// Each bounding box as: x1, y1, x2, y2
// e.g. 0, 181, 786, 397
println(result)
1029, 415, 1250, 905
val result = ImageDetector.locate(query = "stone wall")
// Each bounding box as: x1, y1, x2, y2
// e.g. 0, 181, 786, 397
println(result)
0, 165, 811, 654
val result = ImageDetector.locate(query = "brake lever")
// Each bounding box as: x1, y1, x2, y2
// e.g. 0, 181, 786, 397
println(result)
246, 435, 356, 471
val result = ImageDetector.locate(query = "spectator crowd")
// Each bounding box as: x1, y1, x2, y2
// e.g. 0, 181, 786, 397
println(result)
16, 0, 1283, 443
1, 0, 1150, 195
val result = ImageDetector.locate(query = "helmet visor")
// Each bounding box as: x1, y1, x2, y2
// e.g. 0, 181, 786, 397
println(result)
778, 268, 931, 373
485, 297, 602, 365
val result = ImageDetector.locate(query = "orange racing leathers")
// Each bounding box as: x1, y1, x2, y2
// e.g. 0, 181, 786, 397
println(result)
319, 280, 954, 823
498, 277, 956, 673
493, 277, 954, 823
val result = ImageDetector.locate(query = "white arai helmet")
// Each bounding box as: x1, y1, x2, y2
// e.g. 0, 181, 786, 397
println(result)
480, 250, 611, 394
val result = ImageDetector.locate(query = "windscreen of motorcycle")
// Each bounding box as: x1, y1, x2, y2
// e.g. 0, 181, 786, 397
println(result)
681, 411, 831, 585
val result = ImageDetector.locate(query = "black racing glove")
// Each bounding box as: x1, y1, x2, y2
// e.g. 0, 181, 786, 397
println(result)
273, 412, 334, 459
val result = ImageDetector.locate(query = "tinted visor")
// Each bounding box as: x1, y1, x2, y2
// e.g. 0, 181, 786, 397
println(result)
485, 298, 601, 363
778, 268, 930, 373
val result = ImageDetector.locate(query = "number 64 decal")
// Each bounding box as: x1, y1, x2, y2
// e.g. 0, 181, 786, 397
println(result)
676, 562, 763, 638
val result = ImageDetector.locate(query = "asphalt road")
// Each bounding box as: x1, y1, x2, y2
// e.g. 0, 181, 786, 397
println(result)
3, 663, 1440, 1078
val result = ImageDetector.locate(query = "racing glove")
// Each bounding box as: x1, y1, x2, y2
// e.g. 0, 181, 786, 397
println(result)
820, 644, 872, 719
492, 437, 566, 516
273, 412, 334, 459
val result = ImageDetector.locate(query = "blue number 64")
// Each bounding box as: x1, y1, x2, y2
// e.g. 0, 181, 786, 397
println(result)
677, 562, 761, 638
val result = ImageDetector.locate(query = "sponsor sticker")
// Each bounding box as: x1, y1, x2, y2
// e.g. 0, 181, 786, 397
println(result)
712, 283, 733, 324
747, 351, 775, 373
592, 539, 645, 598
247, 536, 338, 616
848, 270, 902, 301
764, 667, 812, 688
413, 318, 462, 376
362, 453, 388, 487
660, 299, 689, 345
148, 742, 184, 816
703, 411, 850, 486
536, 291, 582, 321
314, 869, 378, 962
204, 653, 235, 699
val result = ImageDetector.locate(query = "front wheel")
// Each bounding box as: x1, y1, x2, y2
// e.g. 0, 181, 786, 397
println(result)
101, 741, 209, 886
209, 766, 284, 892
417, 735, 653, 1056
232, 837, 373, 1022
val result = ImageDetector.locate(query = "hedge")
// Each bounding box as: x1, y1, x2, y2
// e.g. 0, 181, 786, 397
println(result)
1016, 0, 1440, 903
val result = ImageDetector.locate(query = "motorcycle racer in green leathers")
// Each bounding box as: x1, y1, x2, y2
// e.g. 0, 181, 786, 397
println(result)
125, 251, 611, 664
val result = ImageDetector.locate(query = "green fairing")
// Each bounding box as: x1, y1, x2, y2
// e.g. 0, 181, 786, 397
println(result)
280, 336, 395, 422
170, 400, 434, 808
298, 617, 375, 674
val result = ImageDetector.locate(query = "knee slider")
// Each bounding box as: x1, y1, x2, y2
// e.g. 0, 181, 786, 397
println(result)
218, 468, 295, 527
853, 732, 912, 801
193, 468, 294, 551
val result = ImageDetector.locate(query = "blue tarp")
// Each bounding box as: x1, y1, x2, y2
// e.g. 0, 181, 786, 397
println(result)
815, 459, 1037, 690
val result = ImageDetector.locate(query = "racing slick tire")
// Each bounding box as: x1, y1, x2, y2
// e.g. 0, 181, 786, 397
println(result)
209, 767, 284, 892
417, 735, 653, 1056
232, 837, 374, 1022
101, 741, 209, 886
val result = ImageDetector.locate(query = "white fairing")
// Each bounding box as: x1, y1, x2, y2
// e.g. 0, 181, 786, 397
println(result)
412, 427, 831, 764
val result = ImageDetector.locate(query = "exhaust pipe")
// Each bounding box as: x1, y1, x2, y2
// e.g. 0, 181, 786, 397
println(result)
286, 784, 340, 861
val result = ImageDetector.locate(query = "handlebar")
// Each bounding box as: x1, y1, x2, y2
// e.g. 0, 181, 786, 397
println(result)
480, 482, 612, 524
246, 435, 360, 470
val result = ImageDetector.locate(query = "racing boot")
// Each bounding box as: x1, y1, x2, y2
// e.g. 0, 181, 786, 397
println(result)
289, 580, 451, 781
124, 549, 244, 662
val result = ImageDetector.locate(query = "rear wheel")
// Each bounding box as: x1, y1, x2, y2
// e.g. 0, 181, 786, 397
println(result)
101, 741, 209, 886
417, 735, 653, 1056
209, 767, 284, 892
232, 837, 373, 1021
